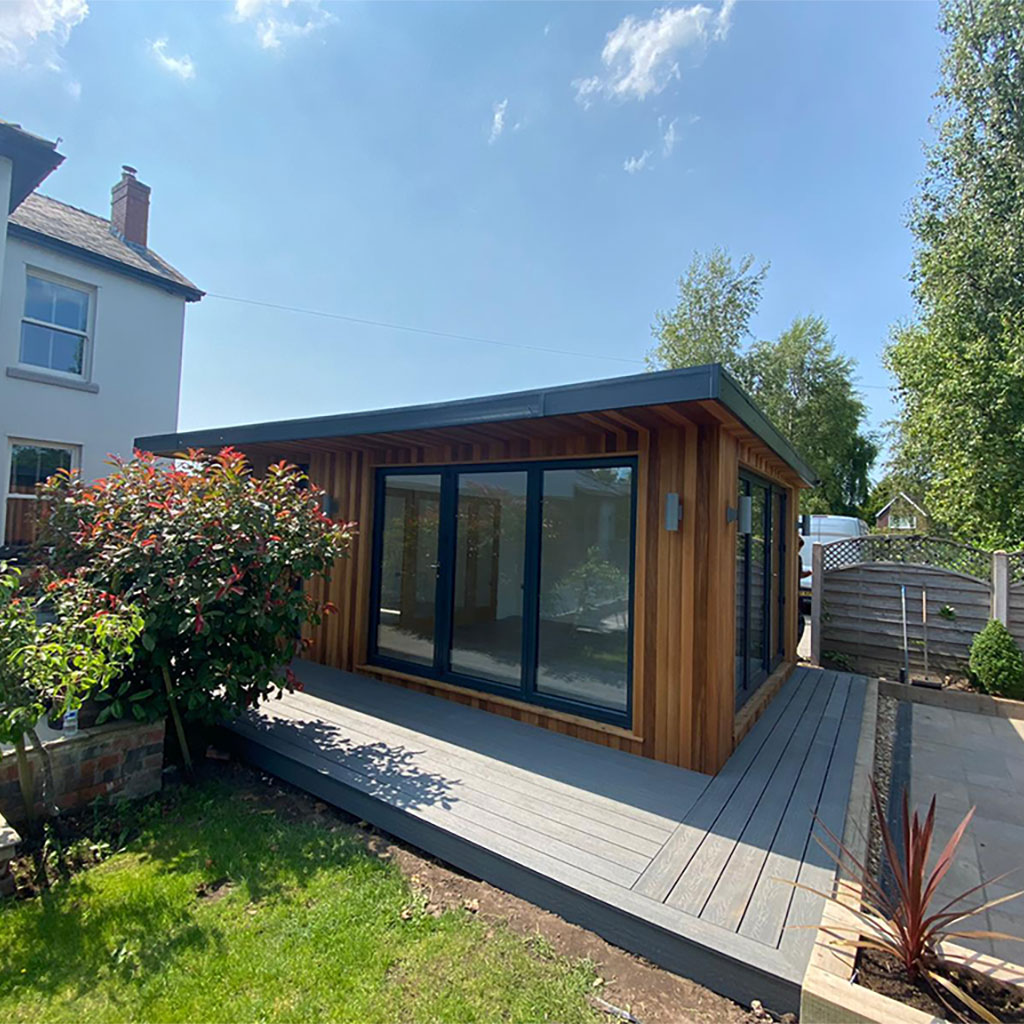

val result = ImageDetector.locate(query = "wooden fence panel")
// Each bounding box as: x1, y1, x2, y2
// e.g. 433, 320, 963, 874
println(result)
820, 563, 988, 678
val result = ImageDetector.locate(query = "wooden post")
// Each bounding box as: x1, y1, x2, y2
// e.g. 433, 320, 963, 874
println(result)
810, 542, 823, 666
992, 550, 1009, 625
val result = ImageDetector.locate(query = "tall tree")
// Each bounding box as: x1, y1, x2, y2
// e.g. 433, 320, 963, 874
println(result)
885, 0, 1024, 546
647, 248, 768, 369
649, 251, 877, 515
739, 317, 878, 515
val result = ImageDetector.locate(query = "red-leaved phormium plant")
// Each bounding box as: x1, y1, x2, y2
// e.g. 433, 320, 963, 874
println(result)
803, 779, 1022, 1021
34, 447, 355, 772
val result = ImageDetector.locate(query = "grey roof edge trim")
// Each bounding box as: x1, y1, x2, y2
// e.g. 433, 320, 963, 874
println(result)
716, 367, 819, 485
7, 223, 204, 301
137, 362, 816, 484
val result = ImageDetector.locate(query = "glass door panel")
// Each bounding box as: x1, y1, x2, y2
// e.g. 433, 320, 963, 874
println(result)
375, 474, 442, 666
451, 471, 528, 686
747, 483, 767, 686
535, 465, 633, 713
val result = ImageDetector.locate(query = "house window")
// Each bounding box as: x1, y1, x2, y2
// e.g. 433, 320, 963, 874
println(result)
5, 441, 78, 546
20, 274, 91, 376
890, 514, 917, 531
370, 458, 637, 725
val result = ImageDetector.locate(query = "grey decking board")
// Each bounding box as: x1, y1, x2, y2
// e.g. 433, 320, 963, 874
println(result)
227, 731, 804, 1015
231, 713, 642, 887
777, 677, 867, 961
696, 673, 843, 930
294, 661, 706, 821
715, 674, 850, 939
227, 710, 805, 983
665, 670, 828, 916
225, 663, 868, 1014
278, 684, 686, 844
631, 667, 811, 901
249, 698, 657, 872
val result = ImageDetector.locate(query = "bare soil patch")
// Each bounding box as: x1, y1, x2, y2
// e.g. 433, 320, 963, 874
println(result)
858, 948, 1024, 1022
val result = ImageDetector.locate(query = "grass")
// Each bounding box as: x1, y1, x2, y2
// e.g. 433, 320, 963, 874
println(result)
0, 780, 601, 1023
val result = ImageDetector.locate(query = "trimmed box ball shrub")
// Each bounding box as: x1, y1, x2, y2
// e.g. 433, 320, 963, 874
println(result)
35, 448, 355, 770
969, 619, 1024, 700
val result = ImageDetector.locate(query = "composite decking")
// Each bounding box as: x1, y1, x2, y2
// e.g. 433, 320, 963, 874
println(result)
225, 662, 867, 1013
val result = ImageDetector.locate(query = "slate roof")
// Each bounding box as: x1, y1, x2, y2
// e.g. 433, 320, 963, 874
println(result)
8, 192, 203, 301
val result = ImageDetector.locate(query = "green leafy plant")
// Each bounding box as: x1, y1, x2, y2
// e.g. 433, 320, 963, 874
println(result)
821, 650, 853, 672
938, 604, 957, 621
35, 448, 355, 772
804, 780, 1022, 1022
0, 563, 142, 822
969, 620, 1024, 700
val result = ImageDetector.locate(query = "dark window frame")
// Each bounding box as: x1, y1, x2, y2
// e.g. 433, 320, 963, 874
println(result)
735, 469, 787, 710
368, 457, 638, 728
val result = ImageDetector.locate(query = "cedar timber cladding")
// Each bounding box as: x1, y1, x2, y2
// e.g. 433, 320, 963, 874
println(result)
239, 405, 804, 774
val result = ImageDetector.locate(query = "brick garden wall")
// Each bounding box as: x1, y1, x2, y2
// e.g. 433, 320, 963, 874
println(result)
0, 719, 165, 824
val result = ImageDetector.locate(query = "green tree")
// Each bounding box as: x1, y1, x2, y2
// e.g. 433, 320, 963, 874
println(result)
885, 0, 1024, 547
647, 248, 768, 369
739, 317, 878, 515
649, 250, 877, 515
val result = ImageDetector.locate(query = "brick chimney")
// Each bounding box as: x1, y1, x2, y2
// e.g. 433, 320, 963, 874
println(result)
110, 165, 150, 248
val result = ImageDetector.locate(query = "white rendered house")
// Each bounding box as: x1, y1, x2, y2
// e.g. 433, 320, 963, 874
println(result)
0, 121, 202, 548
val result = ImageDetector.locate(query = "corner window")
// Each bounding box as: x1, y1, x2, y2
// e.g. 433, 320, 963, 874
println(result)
20, 274, 91, 377
369, 458, 637, 726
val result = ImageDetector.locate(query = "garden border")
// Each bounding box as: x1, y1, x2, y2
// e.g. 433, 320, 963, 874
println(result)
800, 678, 1024, 1021
877, 679, 1024, 719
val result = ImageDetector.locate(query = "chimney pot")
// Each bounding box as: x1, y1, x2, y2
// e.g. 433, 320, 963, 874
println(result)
110, 165, 150, 248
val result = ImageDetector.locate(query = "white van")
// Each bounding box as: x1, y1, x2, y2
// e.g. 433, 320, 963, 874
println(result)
798, 514, 870, 610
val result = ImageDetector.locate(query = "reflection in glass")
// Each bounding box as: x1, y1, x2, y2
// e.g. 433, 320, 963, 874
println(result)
536, 466, 632, 712
451, 472, 528, 685
376, 475, 441, 666
747, 483, 767, 682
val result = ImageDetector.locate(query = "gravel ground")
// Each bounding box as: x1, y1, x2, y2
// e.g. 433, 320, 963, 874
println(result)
867, 694, 898, 881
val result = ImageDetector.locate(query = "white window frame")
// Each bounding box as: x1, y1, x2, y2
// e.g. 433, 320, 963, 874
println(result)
889, 513, 917, 531
18, 268, 94, 381
7, 439, 81, 502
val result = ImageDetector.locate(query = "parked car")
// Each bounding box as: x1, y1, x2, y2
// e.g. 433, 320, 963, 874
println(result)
798, 514, 870, 612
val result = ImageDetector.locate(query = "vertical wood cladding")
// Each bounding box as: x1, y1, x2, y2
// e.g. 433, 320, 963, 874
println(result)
244, 405, 804, 773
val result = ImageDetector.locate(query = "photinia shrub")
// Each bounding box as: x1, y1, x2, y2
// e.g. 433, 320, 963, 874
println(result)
35, 448, 355, 769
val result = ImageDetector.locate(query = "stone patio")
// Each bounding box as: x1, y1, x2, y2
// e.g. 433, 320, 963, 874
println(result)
907, 703, 1024, 962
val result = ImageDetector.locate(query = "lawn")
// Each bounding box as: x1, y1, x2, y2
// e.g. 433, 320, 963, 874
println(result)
0, 780, 601, 1023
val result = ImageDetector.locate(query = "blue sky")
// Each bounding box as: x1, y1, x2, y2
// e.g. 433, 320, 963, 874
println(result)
1, 1, 941, 455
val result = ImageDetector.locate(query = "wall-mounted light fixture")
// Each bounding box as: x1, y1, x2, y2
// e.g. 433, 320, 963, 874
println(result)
738, 494, 753, 535
665, 492, 682, 532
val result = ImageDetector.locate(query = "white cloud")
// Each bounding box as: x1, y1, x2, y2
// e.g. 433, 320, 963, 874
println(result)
232, 0, 334, 50
660, 116, 678, 155
488, 98, 508, 145
150, 38, 195, 80
624, 150, 652, 174
573, 2, 734, 106
0, 0, 88, 71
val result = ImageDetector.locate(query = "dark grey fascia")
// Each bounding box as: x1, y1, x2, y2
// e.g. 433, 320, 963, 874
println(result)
137, 363, 818, 485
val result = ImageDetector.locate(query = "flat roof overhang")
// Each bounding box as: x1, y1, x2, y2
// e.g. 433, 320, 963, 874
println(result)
137, 363, 818, 485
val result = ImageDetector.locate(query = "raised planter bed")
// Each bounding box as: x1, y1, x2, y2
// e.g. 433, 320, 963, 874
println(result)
0, 718, 165, 824
878, 677, 1024, 719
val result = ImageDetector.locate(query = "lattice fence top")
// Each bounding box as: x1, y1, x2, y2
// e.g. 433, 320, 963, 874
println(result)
1007, 550, 1024, 587
820, 534, 992, 580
